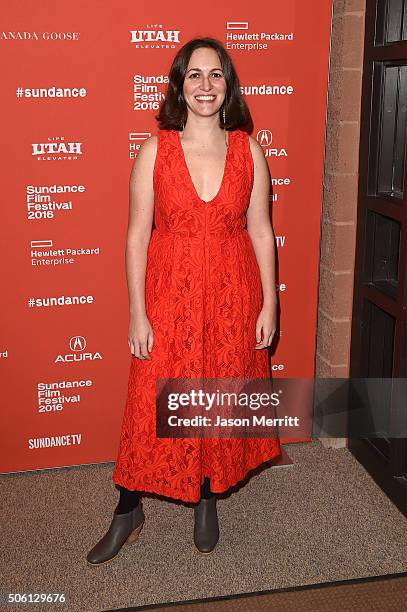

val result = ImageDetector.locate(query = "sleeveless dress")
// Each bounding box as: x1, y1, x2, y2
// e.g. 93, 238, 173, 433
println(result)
112, 128, 282, 503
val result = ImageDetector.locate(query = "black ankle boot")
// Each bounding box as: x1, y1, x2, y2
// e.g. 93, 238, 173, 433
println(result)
86, 501, 145, 565
193, 495, 219, 553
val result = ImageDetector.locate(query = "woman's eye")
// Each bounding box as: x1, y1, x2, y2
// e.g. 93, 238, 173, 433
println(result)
189, 72, 223, 78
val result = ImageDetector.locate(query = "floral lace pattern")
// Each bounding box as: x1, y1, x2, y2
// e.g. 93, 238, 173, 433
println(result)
112, 129, 282, 503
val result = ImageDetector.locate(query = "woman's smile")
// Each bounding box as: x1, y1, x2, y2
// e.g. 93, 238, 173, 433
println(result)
194, 95, 217, 104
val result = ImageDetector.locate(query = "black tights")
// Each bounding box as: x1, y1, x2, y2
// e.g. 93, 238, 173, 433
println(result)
116, 476, 213, 514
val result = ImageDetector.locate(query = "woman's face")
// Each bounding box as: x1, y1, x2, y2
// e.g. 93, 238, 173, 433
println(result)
182, 47, 227, 121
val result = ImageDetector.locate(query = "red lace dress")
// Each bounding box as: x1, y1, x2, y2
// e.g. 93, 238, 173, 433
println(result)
112, 128, 282, 503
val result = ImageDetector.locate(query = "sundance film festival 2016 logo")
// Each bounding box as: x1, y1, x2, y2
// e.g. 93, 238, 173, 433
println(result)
133, 76, 168, 112
37, 377, 93, 414
130, 27, 180, 48
32, 137, 83, 161
26, 183, 84, 220
55, 336, 102, 363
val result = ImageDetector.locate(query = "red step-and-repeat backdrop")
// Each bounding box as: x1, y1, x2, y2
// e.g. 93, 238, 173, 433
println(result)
0, 0, 333, 473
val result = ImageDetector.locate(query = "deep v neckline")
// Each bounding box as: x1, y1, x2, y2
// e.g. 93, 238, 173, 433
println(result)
176, 129, 232, 205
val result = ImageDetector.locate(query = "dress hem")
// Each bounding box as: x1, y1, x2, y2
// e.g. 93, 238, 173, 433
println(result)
112, 443, 282, 504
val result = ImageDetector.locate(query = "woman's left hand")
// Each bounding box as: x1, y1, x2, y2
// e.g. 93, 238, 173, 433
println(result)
255, 302, 278, 349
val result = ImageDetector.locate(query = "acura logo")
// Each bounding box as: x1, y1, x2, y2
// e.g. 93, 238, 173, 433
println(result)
70, 336, 86, 351
256, 130, 273, 147
55, 335, 101, 363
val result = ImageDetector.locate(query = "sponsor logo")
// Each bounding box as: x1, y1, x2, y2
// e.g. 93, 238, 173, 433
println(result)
130, 132, 151, 158
28, 434, 82, 449
1, 31, 80, 41
30, 240, 100, 266
225, 21, 294, 51
31, 137, 83, 161
130, 27, 180, 48
256, 129, 287, 157
32, 137, 83, 161
70, 336, 86, 351
55, 337, 102, 363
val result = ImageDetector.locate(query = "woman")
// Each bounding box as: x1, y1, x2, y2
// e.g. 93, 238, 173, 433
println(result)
87, 37, 281, 565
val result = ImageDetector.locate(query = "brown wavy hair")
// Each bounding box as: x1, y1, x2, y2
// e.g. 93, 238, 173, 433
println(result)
155, 37, 253, 132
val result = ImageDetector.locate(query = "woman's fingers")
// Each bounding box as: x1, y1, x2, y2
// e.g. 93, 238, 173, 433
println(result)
129, 332, 154, 359
255, 326, 275, 348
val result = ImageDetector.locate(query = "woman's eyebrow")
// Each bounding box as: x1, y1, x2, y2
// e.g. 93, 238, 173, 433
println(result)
186, 67, 224, 73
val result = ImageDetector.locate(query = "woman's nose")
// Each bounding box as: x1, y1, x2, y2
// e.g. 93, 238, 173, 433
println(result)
201, 75, 212, 90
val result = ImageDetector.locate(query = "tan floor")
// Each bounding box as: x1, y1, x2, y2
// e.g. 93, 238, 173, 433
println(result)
1, 441, 406, 612
144, 575, 407, 612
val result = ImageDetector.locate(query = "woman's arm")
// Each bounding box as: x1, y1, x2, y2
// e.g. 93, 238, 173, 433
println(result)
246, 135, 278, 309
126, 136, 157, 318
126, 135, 157, 359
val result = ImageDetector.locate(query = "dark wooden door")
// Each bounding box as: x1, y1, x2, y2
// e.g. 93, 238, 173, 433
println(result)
349, 0, 407, 516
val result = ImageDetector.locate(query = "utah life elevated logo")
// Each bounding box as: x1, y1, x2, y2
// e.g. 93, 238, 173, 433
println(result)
129, 25, 180, 48
32, 136, 83, 161
55, 336, 102, 363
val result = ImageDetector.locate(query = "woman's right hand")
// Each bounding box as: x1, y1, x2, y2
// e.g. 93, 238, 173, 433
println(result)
128, 313, 154, 359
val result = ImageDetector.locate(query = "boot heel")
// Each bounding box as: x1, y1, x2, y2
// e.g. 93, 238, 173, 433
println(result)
125, 520, 144, 545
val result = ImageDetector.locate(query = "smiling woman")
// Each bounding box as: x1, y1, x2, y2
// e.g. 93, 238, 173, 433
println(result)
87, 37, 281, 565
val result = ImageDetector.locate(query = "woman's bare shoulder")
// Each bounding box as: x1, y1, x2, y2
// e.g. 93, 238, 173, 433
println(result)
247, 134, 264, 157
131, 133, 158, 173
129, 135, 159, 185
138, 133, 158, 156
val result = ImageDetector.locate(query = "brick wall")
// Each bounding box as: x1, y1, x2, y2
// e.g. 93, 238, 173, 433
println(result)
316, 0, 366, 449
